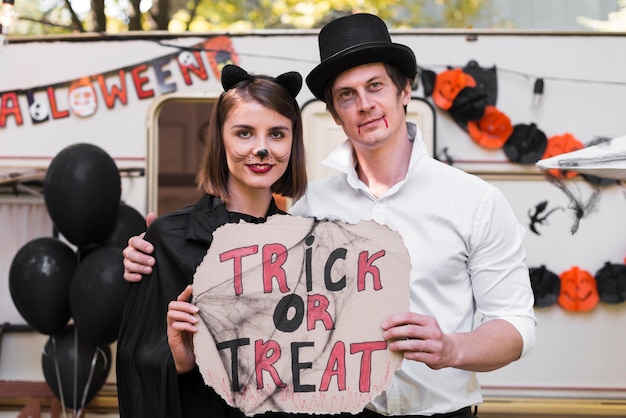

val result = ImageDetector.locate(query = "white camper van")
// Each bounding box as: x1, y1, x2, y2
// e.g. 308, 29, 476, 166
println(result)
1, 30, 626, 417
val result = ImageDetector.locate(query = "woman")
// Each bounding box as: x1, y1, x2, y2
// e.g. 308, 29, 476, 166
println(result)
116, 64, 308, 418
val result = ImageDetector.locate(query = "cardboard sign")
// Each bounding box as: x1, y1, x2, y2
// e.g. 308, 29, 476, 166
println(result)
192, 215, 411, 415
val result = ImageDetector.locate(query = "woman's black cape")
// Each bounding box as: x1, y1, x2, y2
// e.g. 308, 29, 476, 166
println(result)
116, 194, 284, 418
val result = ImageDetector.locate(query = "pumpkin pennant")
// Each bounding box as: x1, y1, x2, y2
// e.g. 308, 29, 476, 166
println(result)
467, 105, 513, 149
595, 262, 626, 304
529, 265, 561, 307
420, 68, 437, 97
558, 266, 599, 312
503, 122, 548, 165
448, 60, 498, 124
432, 67, 476, 111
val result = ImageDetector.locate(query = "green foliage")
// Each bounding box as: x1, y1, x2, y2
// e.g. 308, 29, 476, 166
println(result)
9, 0, 496, 36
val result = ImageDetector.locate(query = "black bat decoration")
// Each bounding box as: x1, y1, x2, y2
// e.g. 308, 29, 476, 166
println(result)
528, 200, 564, 235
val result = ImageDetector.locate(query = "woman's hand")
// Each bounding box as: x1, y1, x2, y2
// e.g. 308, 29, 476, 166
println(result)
167, 285, 199, 374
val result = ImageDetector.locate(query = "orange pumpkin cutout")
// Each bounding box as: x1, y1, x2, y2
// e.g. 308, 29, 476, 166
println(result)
541, 133, 585, 179
558, 266, 599, 312
432, 68, 476, 111
467, 105, 513, 149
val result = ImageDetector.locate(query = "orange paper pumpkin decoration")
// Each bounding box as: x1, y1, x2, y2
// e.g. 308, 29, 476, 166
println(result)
432, 68, 476, 111
467, 105, 513, 149
558, 266, 599, 312
541, 133, 585, 179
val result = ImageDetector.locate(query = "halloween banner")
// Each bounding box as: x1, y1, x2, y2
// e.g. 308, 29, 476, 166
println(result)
0, 36, 239, 128
192, 216, 411, 415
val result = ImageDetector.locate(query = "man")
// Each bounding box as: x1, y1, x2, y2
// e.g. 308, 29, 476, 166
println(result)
123, 13, 536, 417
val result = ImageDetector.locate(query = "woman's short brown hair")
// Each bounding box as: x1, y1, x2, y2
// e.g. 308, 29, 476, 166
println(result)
197, 77, 308, 202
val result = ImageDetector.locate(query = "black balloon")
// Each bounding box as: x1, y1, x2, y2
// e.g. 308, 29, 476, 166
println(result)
9, 237, 76, 335
41, 325, 111, 410
44, 143, 121, 247
69, 246, 129, 346
99, 202, 147, 249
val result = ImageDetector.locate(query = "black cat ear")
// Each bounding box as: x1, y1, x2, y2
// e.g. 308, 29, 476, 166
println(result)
221, 65, 252, 91
275, 71, 302, 99
221, 65, 302, 99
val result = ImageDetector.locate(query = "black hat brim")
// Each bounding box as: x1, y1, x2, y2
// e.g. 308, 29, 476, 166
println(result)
306, 43, 417, 102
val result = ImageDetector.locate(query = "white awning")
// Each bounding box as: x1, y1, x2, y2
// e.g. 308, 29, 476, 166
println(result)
0, 168, 46, 201
536, 135, 626, 181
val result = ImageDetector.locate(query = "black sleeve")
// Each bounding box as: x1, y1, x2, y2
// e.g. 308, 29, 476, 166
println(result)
116, 217, 191, 418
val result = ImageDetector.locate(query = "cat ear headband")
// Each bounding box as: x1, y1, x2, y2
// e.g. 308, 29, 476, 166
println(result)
220, 64, 302, 99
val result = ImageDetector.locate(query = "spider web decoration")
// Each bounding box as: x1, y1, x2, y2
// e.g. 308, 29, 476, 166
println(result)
546, 176, 601, 235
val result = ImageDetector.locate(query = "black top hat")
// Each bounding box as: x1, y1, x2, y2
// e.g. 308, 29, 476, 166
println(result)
306, 13, 417, 102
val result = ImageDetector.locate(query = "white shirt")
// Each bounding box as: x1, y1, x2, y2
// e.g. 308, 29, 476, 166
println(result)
290, 123, 537, 416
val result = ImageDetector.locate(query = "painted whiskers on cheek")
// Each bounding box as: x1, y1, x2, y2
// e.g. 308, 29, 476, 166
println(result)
273, 152, 291, 164
244, 151, 290, 165
230, 152, 248, 163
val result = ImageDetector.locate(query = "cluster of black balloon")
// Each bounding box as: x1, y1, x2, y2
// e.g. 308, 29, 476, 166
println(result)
8, 143, 146, 413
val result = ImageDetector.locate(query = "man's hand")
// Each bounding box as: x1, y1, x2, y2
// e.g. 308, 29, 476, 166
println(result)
382, 312, 455, 370
382, 312, 523, 372
122, 212, 157, 282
